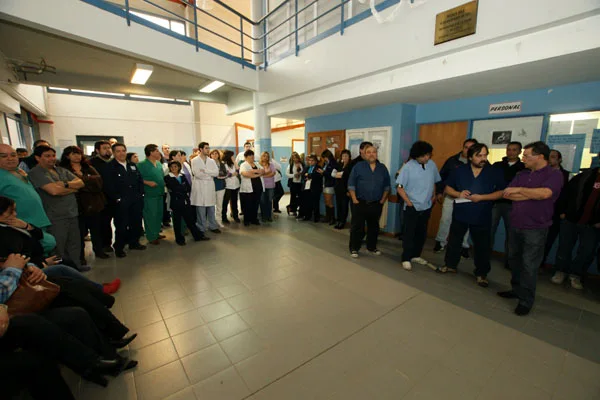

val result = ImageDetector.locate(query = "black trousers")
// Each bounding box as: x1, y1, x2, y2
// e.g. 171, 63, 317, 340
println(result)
49, 277, 129, 341
273, 181, 285, 211
300, 190, 322, 221
99, 203, 114, 248
172, 205, 204, 243
162, 194, 171, 224
113, 198, 143, 251
1, 350, 75, 400
240, 191, 261, 224
402, 206, 432, 261
335, 188, 349, 224
0, 309, 106, 373
223, 188, 240, 220
349, 201, 383, 252
79, 213, 104, 260
445, 219, 491, 277
288, 182, 302, 213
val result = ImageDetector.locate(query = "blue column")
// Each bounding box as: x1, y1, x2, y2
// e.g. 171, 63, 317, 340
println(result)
253, 92, 271, 155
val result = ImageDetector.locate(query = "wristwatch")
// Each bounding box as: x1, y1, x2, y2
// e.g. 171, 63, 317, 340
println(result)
63, 181, 69, 188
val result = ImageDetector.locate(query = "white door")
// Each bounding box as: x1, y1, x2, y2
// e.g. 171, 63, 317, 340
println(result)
345, 127, 392, 230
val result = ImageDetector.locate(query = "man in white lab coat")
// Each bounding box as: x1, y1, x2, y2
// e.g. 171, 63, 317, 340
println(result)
191, 142, 221, 234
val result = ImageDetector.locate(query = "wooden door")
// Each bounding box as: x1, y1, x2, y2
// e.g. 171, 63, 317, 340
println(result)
419, 121, 469, 238
307, 130, 346, 158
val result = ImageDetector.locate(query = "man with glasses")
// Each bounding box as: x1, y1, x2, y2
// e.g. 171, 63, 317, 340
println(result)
191, 142, 221, 235
497, 141, 563, 316
137, 144, 166, 245
433, 139, 478, 257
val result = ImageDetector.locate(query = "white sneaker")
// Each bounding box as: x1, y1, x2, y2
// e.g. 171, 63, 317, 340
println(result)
351, 251, 359, 259
570, 276, 583, 290
551, 271, 566, 285
368, 249, 382, 256
411, 257, 428, 265
402, 261, 412, 271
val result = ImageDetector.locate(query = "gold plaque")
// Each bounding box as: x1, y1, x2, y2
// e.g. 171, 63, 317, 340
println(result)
434, 0, 478, 45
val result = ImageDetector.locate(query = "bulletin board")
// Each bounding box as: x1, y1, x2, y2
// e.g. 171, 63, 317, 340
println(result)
547, 134, 586, 173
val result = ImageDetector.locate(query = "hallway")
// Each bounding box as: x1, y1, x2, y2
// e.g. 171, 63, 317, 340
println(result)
77, 212, 600, 400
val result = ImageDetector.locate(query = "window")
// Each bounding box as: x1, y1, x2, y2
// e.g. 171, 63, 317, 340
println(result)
548, 111, 600, 172
129, 10, 187, 36
5, 116, 23, 148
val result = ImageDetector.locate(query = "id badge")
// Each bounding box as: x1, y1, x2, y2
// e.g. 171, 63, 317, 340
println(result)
304, 179, 311, 191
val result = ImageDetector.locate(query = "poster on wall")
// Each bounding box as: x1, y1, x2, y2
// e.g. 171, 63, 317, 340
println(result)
573, 119, 599, 136
547, 134, 586, 173
491, 130, 512, 145
591, 129, 600, 154
548, 120, 572, 135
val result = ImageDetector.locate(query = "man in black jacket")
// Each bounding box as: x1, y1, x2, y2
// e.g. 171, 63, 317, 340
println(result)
551, 163, 600, 290
490, 141, 525, 267
90, 140, 114, 253
433, 138, 478, 257
103, 143, 146, 258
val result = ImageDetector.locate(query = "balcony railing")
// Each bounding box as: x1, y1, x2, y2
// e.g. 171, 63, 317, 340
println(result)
81, 0, 401, 69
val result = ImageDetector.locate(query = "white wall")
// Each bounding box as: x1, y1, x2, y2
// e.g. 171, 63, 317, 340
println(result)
260, 0, 600, 112
47, 93, 195, 150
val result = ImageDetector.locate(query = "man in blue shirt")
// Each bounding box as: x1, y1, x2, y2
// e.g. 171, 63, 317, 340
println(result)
437, 143, 505, 287
347, 145, 390, 258
396, 141, 441, 271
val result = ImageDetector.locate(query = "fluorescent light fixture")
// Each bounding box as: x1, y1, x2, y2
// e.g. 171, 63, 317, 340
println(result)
131, 63, 153, 85
199, 80, 224, 93
71, 89, 125, 97
130, 94, 173, 101
175, 99, 189, 103
48, 87, 69, 92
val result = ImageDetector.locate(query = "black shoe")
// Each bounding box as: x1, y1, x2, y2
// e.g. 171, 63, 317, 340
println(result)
334, 223, 343, 229
251, 221, 261, 225
176, 241, 186, 246
233, 218, 241, 223
514, 304, 531, 316
244, 222, 250, 227
129, 244, 147, 251
497, 290, 518, 299
110, 333, 137, 349
222, 219, 230, 225
461, 248, 470, 258
211, 229, 222, 234
162, 222, 171, 228
95, 252, 110, 259
115, 250, 127, 258
194, 236, 210, 241
103, 246, 114, 253
107, 355, 138, 377
433, 242, 445, 253
273, 209, 282, 214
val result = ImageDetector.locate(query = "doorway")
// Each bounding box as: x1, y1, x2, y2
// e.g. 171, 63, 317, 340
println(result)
418, 121, 469, 238
76, 135, 124, 156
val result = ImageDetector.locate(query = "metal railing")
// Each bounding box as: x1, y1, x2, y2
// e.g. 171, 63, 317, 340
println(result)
82, 0, 399, 69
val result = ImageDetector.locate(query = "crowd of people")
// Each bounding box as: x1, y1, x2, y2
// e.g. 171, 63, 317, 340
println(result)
0, 133, 598, 397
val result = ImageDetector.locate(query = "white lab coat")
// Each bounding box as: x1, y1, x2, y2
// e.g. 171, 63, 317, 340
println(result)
190, 156, 218, 207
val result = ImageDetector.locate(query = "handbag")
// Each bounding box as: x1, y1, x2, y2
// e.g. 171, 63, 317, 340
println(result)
6, 275, 60, 317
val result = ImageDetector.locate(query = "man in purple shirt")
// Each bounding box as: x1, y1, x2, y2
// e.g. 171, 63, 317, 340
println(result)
497, 141, 563, 316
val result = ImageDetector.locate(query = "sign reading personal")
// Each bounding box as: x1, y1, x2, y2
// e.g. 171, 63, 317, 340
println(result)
434, 0, 478, 45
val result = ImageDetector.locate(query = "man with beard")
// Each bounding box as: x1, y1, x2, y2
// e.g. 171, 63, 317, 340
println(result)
436, 143, 505, 288
90, 140, 115, 253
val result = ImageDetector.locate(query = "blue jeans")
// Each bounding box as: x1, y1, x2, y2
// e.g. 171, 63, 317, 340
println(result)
260, 188, 275, 221
554, 220, 599, 278
43, 264, 102, 291
195, 206, 219, 233
508, 227, 547, 309
436, 196, 470, 248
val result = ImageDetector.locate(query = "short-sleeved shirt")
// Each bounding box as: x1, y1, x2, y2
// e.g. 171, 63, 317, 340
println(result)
137, 159, 166, 198
445, 164, 505, 225
29, 165, 79, 221
509, 166, 564, 229
348, 161, 390, 202
396, 159, 441, 211
0, 169, 51, 228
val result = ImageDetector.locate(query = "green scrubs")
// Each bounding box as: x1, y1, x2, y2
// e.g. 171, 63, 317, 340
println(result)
137, 159, 165, 241
0, 169, 56, 252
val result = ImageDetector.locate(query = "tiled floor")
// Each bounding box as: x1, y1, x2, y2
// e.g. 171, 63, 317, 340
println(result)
73, 204, 600, 400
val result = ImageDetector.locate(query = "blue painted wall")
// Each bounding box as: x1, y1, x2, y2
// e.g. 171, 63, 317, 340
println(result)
305, 103, 417, 233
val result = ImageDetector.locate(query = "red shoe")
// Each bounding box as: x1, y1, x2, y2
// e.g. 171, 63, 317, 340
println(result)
102, 278, 121, 294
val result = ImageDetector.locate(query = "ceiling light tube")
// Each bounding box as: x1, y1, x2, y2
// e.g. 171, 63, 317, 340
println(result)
131, 63, 153, 85
199, 80, 224, 93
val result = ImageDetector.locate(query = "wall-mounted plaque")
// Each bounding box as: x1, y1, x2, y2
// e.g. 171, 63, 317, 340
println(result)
434, 0, 478, 45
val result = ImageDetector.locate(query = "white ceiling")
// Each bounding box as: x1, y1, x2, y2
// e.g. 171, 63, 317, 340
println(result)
272, 47, 600, 119
0, 20, 246, 103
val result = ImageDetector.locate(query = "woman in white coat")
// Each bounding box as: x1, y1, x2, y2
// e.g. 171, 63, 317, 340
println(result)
190, 142, 221, 234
